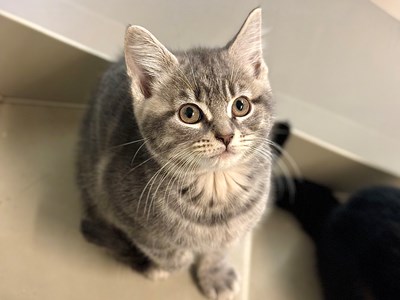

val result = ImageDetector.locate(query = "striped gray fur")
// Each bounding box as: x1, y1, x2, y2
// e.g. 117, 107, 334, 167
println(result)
77, 8, 274, 300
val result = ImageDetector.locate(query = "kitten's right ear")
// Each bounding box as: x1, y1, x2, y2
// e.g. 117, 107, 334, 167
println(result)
124, 25, 178, 99
226, 8, 267, 78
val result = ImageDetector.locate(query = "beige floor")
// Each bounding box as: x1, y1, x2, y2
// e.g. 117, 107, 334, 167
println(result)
250, 209, 323, 300
0, 101, 321, 300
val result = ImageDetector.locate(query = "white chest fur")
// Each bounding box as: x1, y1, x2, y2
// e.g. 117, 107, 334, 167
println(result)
192, 166, 250, 205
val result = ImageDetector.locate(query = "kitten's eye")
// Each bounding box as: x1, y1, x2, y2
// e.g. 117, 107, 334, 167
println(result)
232, 97, 251, 117
179, 104, 202, 124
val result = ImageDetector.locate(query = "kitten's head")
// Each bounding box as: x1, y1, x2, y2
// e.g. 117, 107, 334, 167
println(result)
124, 8, 273, 173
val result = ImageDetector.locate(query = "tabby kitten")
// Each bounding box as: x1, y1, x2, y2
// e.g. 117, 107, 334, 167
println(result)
77, 8, 273, 300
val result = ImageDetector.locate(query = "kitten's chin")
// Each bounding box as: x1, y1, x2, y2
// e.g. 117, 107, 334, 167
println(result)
205, 151, 243, 170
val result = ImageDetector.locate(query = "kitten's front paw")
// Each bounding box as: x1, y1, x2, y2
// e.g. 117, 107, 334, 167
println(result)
144, 265, 171, 281
196, 262, 240, 300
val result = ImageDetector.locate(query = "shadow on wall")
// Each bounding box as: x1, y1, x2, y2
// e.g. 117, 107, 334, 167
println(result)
0, 15, 109, 103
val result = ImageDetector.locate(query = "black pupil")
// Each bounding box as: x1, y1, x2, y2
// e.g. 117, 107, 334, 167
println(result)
236, 99, 244, 111
185, 107, 194, 119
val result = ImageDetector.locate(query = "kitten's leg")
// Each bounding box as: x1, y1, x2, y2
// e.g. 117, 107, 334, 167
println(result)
141, 246, 195, 280
195, 251, 239, 300
80, 218, 151, 272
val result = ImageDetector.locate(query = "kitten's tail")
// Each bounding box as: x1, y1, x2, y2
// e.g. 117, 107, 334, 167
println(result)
273, 178, 340, 242
270, 121, 340, 241
270, 121, 291, 159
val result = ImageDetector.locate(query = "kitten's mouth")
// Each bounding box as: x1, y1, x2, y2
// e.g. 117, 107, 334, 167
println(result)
207, 149, 241, 170
219, 150, 234, 159
211, 148, 236, 160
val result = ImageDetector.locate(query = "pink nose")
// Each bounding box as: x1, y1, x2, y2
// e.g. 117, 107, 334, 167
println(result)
215, 133, 234, 146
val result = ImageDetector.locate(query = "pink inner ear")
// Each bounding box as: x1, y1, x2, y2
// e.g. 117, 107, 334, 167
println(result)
138, 71, 153, 99
253, 61, 262, 78
134, 64, 153, 99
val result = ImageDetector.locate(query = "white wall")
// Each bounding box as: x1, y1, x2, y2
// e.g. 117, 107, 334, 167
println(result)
265, 0, 400, 143
265, 0, 400, 177
1, 0, 399, 176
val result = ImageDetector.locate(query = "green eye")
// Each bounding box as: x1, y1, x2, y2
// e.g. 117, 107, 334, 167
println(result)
179, 104, 202, 124
232, 97, 251, 117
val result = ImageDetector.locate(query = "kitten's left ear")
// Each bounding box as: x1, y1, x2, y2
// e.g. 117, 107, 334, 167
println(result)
124, 25, 178, 100
227, 8, 267, 78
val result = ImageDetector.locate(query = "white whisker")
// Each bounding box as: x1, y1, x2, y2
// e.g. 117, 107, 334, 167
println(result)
130, 140, 149, 166
110, 138, 147, 149
245, 135, 302, 180
138, 149, 190, 217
